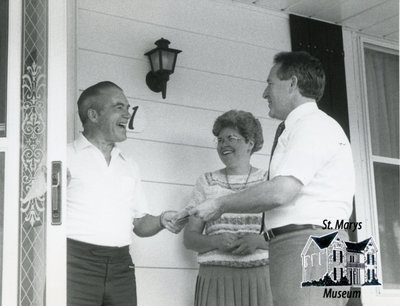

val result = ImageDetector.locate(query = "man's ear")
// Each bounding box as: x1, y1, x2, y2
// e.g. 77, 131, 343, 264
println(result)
87, 108, 98, 122
289, 75, 298, 93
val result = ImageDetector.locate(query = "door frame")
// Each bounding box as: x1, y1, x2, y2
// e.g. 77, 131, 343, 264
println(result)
46, 0, 69, 304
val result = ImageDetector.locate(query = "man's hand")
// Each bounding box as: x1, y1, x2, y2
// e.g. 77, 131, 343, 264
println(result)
188, 198, 223, 221
161, 211, 187, 234
231, 233, 267, 255
172, 205, 194, 224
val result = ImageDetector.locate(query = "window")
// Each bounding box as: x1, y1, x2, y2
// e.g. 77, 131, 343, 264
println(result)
333, 250, 336, 262
340, 251, 343, 263
368, 269, 371, 281
334, 268, 337, 280
367, 254, 370, 265
304, 256, 309, 268
364, 44, 399, 290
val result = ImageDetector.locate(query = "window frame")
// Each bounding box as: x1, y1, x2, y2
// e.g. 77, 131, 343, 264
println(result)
344, 31, 400, 300
360, 38, 399, 293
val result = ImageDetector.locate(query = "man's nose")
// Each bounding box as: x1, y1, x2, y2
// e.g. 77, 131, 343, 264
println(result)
123, 108, 131, 118
262, 87, 268, 99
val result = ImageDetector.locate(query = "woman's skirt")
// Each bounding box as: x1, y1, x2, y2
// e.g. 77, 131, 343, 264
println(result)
194, 264, 273, 306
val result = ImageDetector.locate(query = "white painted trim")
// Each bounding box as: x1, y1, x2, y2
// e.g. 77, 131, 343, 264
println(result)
361, 36, 399, 53
1, 0, 22, 305
343, 30, 373, 238
364, 43, 399, 55
46, 0, 68, 305
371, 156, 400, 165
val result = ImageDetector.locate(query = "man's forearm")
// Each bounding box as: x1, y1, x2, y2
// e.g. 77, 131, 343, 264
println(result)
133, 214, 163, 237
219, 176, 302, 214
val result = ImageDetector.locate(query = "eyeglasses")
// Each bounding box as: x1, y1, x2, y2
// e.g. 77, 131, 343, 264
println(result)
214, 135, 243, 146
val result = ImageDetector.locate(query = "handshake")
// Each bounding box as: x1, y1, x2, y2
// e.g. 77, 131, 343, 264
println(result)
160, 200, 219, 234
159, 207, 192, 234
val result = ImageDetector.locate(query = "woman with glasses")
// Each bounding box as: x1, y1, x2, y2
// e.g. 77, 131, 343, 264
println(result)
183, 110, 272, 306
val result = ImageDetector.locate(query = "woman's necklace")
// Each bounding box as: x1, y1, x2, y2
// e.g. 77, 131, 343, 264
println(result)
224, 166, 252, 191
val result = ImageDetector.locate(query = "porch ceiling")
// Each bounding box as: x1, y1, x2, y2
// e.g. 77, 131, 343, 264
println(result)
235, 0, 399, 42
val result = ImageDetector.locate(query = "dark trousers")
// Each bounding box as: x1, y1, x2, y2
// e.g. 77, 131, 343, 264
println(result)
67, 238, 137, 306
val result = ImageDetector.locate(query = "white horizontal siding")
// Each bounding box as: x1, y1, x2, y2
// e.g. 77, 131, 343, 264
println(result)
134, 267, 198, 306
78, 0, 290, 51
119, 139, 269, 185
78, 9, 280, 81
77, 50, 275, 116
123, 98, 278, 155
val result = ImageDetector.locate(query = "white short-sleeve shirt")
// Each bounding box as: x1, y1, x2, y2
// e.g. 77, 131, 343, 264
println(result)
266, 102, 355, 229
67, 134, 150, 247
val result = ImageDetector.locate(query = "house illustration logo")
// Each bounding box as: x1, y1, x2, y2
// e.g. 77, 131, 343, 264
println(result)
301, 231, 381, 287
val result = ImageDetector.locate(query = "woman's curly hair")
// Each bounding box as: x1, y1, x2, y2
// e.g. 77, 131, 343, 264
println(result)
212, 110, 264, 154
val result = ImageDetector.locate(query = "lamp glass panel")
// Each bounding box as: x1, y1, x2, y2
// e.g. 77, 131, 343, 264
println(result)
160, 50, 176, 72
150, 51, 160, 72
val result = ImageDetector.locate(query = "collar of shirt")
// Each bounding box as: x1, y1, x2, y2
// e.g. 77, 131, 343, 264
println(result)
284, 102, 318, 131
73, 133, 127, 161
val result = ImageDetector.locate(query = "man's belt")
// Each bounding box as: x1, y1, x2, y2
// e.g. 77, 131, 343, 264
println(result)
263, 224, 322, 241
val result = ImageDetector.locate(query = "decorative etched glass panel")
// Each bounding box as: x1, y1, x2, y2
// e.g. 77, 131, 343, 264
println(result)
19, 0, 48, 305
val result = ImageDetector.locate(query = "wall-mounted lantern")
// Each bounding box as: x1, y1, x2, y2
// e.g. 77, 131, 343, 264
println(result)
144, 38, 182, 99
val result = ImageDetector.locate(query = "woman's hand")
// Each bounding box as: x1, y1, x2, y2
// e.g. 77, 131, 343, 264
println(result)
230, 233, 268, 255
214, 233, 238, 252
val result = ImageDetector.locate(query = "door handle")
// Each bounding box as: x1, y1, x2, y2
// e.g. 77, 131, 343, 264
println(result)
51, 161, 62, 225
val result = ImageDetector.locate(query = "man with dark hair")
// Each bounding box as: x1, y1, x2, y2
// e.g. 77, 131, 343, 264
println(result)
188, 51, 355, 305
67, 81, 185, 306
